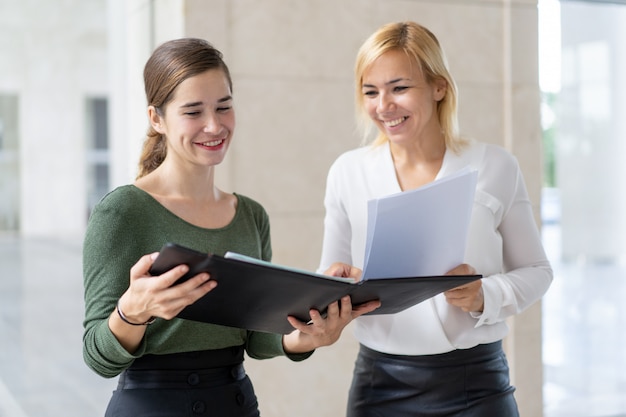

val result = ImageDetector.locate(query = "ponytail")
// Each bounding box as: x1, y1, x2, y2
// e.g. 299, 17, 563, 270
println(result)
137, 126, 167, 179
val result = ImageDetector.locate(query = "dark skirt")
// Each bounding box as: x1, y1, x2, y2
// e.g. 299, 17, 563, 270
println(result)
347, 341, 519, 417
105, 346, 259, 417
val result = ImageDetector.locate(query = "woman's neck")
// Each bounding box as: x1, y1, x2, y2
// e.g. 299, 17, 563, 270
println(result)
134, 161, 237, 229
135, 160, 219, 202
389, 134, 446, 191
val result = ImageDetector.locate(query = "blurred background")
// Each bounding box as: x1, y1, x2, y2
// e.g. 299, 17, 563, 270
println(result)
1, 0, 625, 416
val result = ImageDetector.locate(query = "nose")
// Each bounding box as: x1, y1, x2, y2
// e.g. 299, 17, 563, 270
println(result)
203, 112, 223, 135
377, 91, 395, 114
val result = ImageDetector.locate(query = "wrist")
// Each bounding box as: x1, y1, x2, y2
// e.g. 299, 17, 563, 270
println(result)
282, 331, 315, 354
116, 299, 156, 326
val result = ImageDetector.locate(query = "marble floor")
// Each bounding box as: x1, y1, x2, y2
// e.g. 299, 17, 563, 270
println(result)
0, 236, 116, 416
0, 230, 625, 417
541, 224, 626, 417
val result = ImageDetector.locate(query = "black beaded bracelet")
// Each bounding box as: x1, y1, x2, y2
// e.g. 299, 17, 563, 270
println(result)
116, 299, 156, 326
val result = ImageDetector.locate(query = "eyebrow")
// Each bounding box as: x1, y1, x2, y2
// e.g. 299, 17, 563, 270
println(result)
179, 96, 233, 108
362, 78, 410, 89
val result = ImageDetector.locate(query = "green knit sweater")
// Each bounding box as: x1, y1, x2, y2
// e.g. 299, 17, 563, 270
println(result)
82, 185, 310, 378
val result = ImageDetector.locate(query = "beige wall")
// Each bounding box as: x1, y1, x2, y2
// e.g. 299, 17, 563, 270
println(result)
111, 1, 545, 415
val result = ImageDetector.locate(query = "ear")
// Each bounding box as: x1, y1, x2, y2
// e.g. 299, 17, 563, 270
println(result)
148, 106, 165, 134
433, 78, 447, 102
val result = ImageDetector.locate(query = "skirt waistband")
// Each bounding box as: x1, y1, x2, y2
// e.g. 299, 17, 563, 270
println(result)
129, 345, 244, 371
359, 341, 503, 367
118, 363, 246, 390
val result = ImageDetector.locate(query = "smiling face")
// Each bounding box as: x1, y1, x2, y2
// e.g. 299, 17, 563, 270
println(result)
149, 69, 235, 170
361, 49, 446, 147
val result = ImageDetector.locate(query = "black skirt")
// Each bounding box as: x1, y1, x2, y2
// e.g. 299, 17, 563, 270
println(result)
105, 346, 259, 417
347, 341, 520, 417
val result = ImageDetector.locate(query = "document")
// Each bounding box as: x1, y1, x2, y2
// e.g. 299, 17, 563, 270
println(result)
362, 167, 478, 279
149, 243, 481, 334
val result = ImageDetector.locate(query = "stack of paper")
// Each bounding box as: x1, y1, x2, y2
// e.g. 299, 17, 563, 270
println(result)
362, 168, 478, 280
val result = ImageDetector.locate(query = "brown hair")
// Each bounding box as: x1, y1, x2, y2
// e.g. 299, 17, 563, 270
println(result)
137, 38, 233, 178
355, 22, 466, 152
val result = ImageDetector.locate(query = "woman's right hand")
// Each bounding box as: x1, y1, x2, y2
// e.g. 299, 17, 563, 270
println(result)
119, 252, 217, 323
109, 252, 217, 353
324, 262, 363, 282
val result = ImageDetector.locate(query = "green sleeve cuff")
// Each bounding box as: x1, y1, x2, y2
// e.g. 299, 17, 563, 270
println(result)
85, 320, 147, 378
284, 349, 315, 362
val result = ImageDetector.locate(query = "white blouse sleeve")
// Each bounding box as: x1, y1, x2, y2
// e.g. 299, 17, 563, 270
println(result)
317, 160, 354, 274
473, 159, 553, 326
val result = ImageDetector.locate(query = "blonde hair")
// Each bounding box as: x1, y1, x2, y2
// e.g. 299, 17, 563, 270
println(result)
354, 21, 466, 152
137, 38, 232, 178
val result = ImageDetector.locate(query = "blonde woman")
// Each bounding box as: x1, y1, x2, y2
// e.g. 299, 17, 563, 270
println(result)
318, 21, 553, 417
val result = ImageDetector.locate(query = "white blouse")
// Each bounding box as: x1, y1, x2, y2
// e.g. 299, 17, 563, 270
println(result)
318, 140, 553, 355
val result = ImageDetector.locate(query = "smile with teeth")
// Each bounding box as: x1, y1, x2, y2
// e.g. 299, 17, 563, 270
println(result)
199, 139, 224, 147
384, 117, 407, 127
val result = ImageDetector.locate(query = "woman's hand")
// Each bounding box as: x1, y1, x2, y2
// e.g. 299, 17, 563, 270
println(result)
110, 252, 217, 353
443, 263, 483, 313
282, 296, 381, 354
119, 252, 217, 322
324, 262, 363, 281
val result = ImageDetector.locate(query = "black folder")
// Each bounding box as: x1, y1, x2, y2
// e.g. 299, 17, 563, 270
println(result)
149, 243, 482, 334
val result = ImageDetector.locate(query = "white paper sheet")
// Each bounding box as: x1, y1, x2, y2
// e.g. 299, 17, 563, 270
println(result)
362, 167, 478, 280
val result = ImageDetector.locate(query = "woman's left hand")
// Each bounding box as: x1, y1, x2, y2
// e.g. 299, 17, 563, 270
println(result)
282, 296, 380, 353
443, 263, 484, 312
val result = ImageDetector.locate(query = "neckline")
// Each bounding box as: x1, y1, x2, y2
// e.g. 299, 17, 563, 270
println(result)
128, 185, 241, 231
380, 141, 450, 192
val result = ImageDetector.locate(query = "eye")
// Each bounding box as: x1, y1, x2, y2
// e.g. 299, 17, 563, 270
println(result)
363, 90, 378, 97
393, 86, 409, 93
184, 111, 201, 116
217, 106, 232, 113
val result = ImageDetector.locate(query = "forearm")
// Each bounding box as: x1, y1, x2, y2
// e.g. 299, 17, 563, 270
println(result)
108, 296, 151, 354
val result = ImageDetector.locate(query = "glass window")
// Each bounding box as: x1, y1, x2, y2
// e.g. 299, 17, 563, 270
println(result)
540, 1, 626, 416
85, 97, 110, 218
0, 95, 20, 231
